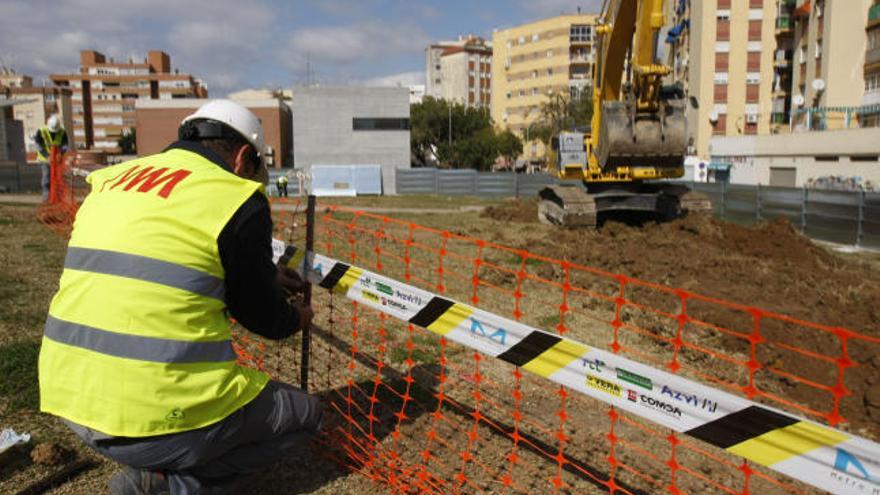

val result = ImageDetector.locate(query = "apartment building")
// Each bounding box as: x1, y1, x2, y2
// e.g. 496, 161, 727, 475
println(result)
667, 0, 782, 159
51, 50, 207, 153
0, 69, 75, 159
789, 0, 874, 130
491, 14, 598, 159
426, 35, 493, 107
862, 1, 880, 126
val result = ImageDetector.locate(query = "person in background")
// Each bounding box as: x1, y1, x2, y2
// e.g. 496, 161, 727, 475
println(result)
276, 173, 289, 197
34, 114, 68, 202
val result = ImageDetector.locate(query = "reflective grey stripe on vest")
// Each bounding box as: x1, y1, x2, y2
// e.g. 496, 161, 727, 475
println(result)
65, 247, 225, 301
44, 316, 236, 364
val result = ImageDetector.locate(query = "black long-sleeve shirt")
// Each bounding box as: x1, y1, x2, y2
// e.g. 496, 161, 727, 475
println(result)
166, 141, 299, 340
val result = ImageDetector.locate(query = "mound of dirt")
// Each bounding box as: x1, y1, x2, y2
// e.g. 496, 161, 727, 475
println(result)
482, 199, 880, 434
480, 199, 539, 223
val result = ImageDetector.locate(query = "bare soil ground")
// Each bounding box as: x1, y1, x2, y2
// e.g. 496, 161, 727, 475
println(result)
1, 196, 878, 495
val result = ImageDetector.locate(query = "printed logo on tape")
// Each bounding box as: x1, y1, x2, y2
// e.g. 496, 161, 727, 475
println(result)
617, 368, 653, 391
586, 374, 621, 398
660, 385, 718, 413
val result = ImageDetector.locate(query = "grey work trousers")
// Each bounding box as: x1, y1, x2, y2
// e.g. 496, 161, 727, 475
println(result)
69, 380, 323, 494
40, 162, 50, 202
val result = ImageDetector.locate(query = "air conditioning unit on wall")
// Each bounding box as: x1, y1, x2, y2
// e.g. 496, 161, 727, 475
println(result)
746, 114, 759, 124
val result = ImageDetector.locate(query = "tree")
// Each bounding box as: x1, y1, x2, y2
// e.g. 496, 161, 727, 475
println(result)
530, 88, 594, 150
496, 129, 523, 167
118, 128, 136, 155
410, 97, 502, 169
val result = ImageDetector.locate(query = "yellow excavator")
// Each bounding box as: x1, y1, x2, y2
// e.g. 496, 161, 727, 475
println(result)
538, 0, 711, 227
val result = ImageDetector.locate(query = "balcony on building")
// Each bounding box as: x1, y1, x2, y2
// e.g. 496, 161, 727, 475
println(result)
570, 66, 591, 80
774, 49, 793, 68
870, 3, 880, 23
776, 15, 793, 34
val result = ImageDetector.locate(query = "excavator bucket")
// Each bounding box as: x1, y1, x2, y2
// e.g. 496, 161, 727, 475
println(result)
595, 99, 688, 170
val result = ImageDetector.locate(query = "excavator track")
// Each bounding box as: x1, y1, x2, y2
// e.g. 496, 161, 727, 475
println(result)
538, 186, 598, 228
538, 184, 713, 228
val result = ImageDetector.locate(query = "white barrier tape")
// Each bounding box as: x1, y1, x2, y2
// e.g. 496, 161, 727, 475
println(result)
273, 240, 880, 495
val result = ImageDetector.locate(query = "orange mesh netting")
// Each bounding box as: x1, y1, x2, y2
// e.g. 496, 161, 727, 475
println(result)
36, 149, 86, 236
254, 201, 879, 495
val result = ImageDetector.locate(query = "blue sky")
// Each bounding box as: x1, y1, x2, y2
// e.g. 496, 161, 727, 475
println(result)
0, 0, 602, 96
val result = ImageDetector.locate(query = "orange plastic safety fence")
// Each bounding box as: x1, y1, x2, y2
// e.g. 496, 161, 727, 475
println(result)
251, 203, 880, 495
37, 149, 85, 236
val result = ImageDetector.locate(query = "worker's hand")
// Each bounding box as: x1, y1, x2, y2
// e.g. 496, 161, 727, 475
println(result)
276, 264, 305, 295
290, 301, 314, 332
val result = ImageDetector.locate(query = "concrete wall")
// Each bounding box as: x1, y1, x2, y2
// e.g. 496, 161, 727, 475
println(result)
135, 99, 292, 168
710, 127, 880, 187
291, 86, 410, 194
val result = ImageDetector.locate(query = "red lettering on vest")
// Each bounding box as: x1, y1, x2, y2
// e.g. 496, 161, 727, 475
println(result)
105, 165, 191, 198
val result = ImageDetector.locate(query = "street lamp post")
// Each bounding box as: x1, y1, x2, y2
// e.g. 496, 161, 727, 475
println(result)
448, 102, 452, 147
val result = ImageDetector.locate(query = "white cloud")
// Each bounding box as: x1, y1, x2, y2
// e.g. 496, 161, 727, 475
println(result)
0, 0, 276, 94
361, 71, 425, 87
284, 21, 429, 69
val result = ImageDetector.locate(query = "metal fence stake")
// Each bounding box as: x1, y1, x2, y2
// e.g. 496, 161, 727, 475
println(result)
857, 189, 865, 248
300, 194, 316, 392
801, 187, 808, 234
720, 181, 727, 219
514, 172, 520, 199
756, 183, 762, 221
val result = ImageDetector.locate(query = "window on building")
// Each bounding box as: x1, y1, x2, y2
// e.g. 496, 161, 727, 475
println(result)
747, 52, 761, 71
547, 49, 554, 58
532, 70, 538, 78
716, 19, 730, 41
716, 9, 731, 21
713, 114, 727, 134
717, 0, 731, 8
532, 34, 539, 42
714, 84, 728, 102
570, 25, 592, 43
715, 52, 729, 71
815, 40, 822, 59
352, 118, 410, 131
748, 20, 762, 41
746, 84, 760, 102
518, 36, 525, 44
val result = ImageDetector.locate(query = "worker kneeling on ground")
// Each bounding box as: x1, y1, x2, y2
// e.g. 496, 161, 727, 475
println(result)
37, 99, 322, 495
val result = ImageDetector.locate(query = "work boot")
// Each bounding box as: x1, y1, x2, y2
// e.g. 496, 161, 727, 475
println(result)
108, 466, 170, 495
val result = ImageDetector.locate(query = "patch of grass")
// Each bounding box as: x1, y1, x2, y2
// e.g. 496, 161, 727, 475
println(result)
388, 333, 443, 365
538, 315, 560, 329
0, 340, 41, 412
505, 255, 543, 267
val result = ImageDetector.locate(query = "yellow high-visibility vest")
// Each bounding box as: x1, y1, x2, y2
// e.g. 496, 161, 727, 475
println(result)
36, 127, 65, 163
39, 147, 269, 437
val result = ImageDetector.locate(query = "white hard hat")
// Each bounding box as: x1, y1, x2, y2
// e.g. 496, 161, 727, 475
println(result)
181, 99, 267, 167
47, 114, 61, 132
